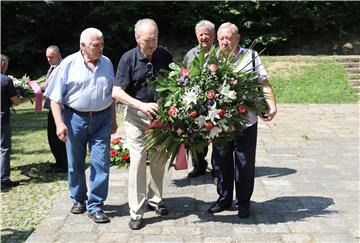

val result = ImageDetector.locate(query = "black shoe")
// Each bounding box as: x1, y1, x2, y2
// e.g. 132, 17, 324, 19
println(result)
238, 208, 250, 218
129, 218, 144, 230
88, 211, 110, 223
208, 202, 231, 214
187, 168, 206, 178
46, 165, 67, 173
147, 203, 168, 215
70, 201, 86, 214
1, 179, 19, 189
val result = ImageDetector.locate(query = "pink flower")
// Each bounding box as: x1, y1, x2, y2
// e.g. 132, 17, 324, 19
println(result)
209, 64, 218, 73
204, 122, 215, 130
207, 89, 216, 99
218, 108, 225, 117
111, 137, 121, 144
180, 67, 191, 77
188, 111, 197, 119
122, 153, 129, 160
110, 149, 118, 157
167, 106, 177, 116
238, 105, 247, 113
230, 79, 238, 85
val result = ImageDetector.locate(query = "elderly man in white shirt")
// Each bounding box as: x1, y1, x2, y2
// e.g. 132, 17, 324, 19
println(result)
208, 22, 277, 219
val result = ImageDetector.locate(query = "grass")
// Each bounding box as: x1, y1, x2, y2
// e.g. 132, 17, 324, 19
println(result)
262, 56, 359, 103
0, 56, 358, 242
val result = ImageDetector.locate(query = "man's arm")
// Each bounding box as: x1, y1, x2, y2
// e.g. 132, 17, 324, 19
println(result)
112, 86, 159, 118
10, 96, 21, 106
111, 100, 118, 134
50, 100, 68, 142
259, 79, 277, 122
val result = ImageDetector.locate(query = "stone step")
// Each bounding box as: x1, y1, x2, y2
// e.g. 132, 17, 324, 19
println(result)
345, 67, 360, 74
349, 80, 360, 87
348, 73, 360, 79
335, 56, 360, 62
338, 62, 360, 68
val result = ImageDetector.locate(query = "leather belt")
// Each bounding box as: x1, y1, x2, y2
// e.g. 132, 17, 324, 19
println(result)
64, 105, 110, 116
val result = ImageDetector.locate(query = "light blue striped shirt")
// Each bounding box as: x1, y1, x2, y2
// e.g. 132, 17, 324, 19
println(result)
44, 50, 114, 112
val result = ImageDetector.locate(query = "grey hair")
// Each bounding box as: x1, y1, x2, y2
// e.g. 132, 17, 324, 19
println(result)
0, 54, 9, 66
80, 28, 103, 44
195, 20, 215, 36
217, 22, 239, 36
46, 45, 61, 54
134, 18, 158, 38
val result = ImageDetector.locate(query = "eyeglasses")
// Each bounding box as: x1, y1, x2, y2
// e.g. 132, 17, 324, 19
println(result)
145, 62, 155, 81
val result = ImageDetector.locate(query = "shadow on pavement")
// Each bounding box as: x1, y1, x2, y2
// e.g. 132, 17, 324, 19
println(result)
171, 166, 297, 187
143, 195, 335, 226
1, 228, 33, 243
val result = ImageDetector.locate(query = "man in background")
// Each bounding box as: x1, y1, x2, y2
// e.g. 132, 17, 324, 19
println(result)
1, 54, 21, 189
43, 45, 68, 173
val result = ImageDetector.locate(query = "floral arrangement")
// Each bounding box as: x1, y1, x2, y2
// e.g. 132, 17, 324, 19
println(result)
110, 137, 130, 168
14, 74, 35, 102
146, 46, 269, 165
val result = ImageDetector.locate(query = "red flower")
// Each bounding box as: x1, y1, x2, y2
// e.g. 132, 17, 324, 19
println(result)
168, 106, 177, 116
188, 111, 197, 119
111, 137, 121, 144
218, 108, 225, 117
180, 67, 190, 77
209, 64, 218, 73
122, 153, 129, 160
204, 122, 215, 130
207, 89, 216, 99
110, 149, 118, 157
238, 105, 247, 113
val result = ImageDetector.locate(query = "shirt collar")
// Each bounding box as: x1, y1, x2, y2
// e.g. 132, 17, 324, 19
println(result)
136, 45, 159, 62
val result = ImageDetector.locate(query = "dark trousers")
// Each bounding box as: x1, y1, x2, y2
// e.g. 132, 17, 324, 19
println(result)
1, 123, 11, 182
212, 123, 257, 209
48, 110, 68, 169
192, 146, 208, 171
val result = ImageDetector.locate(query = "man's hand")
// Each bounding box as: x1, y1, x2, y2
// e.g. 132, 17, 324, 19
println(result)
111, 121, 118, 134
139, 102, 159, 118
56, 122, 68, 142
260, 107, 277, 122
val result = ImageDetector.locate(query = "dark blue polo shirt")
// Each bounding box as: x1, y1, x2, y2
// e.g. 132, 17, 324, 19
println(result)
114, 45, 173, 102
1, 73, 18, 125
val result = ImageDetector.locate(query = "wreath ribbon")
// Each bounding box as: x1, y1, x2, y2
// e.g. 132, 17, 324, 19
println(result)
28, 80, 43, 112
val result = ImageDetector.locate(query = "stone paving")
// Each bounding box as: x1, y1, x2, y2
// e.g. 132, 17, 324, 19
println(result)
26, 104, 359, 243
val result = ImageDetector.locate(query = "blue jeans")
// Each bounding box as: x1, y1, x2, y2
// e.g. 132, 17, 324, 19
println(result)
63, 108, 112, 213
1, 123, 11, 182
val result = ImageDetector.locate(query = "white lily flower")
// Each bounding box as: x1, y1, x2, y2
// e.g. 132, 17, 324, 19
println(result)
210, 126, 222, 139
195, 115, 207, 128
113, 145, 120, 151
207, 102, 221, 123
182, 85, 201, 107
220, 84, 237, 100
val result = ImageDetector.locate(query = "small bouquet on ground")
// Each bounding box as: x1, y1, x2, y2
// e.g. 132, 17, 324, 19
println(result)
146, 45, 269, 167
110, 137, 130, 168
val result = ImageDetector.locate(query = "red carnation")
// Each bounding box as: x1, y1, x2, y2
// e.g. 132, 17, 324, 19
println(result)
180, 67, 191, 77
218, 108, 225, 117
110, 149, 118, 157
122, 153, 129, 160
168, 106, 177, 116
238, 105, 247, 113
204, 122, 215, 130
207, 89, 216, 99
188, 111, 197, 119
111, 137, 121, 144
209, 64, 218, 73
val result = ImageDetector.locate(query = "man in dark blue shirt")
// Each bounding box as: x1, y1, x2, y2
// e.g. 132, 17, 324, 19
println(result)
112, 18, 173, 230
1, 54, 21, 189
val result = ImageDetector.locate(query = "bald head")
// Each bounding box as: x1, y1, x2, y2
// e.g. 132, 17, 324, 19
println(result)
46, 45, 62, 66
134, 19, 159, 59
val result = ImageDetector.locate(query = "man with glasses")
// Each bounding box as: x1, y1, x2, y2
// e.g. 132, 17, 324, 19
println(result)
112, 18, 173, 230
184, 19, 216, 178
45, 28, 117, 224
